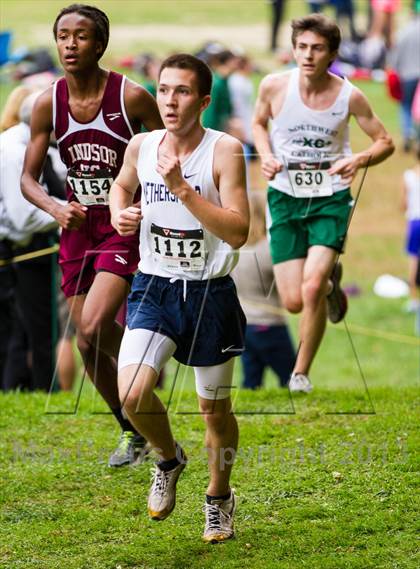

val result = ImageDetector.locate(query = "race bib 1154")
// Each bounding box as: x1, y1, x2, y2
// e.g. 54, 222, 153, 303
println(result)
67, 168, 113, 206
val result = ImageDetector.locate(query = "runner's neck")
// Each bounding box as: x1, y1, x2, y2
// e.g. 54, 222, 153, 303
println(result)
298, 71, 342, 110
65, 67, 108, 100
162, 124, 206, 162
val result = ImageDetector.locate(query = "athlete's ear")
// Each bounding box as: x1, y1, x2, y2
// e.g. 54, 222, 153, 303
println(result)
328, 50, 338, 66
95, 41, 103, 59
200, 95, 211, 113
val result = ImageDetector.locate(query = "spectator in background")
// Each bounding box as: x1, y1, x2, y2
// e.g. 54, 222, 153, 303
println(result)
0, 92, 65, 390
358, 0, 400, 68
0, 85, 33, 132
134, 52, 160, 98
391, 4, 420, 152
0, 86, 35, 379
307, 1, 360, 42
369, 0, 400, 49
332, 0, 360, 42
401, 148, 420, 313
202, 49, 236, 132
270, 0, 286, 53
0, 240, 13, 385
232, 192, 296, 389
413, 80, 420, 150
307, 0, 329, 12
228, 54, 256, 164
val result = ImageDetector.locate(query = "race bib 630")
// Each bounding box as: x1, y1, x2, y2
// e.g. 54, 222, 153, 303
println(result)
288, 161, 333, 198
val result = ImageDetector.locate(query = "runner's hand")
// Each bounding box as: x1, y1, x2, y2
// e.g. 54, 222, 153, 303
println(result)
261, 156, 283, 181
55, 202, 87, 230
328, 155, 365, 186
111, 206, 142, 236
156, 154, 185, 194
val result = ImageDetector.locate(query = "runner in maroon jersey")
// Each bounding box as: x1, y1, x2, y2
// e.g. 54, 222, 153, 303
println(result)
21, 4, 164, 466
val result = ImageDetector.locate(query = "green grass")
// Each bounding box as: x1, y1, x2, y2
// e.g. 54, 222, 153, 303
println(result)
1, 1, 407, 59
1, 0, 269, 28
1, 277, 418, 569
1, 387, 419, 569
0, 0, 276, 56
0, 0, 404, 33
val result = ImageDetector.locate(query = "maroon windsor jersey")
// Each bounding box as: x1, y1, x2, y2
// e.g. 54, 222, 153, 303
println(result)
53, 71, 140, 298
53, 71, 134, 206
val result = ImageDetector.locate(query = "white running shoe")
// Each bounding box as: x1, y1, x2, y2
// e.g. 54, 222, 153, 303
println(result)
289, 373, 313, 393
147, 449, 187, 521
202, 490, 236, 543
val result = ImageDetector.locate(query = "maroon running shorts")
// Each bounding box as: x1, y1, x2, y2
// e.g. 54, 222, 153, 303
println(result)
59, 206, 139, 298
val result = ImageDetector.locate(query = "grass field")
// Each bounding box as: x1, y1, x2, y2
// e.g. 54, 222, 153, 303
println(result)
1, 388, 419, 568
0, 1, 419, 567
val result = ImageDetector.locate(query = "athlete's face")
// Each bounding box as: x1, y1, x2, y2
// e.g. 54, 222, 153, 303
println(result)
55, 13, 102, 72
293, 31, 336, 78
157, 68, 210, 133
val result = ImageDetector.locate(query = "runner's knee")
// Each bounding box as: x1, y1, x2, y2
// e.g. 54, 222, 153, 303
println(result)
121, 383, 152, 415
119, 364, 157, 414
302, 277, 326, 307
199, 399, 231, 434
202, 409, 230, 434
79, 312, 114, 344
282, 293, 303, 313
122, 389, 140, 415
76, 333, 91, 358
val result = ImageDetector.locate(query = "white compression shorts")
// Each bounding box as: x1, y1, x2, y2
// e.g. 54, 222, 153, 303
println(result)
118, 327, 235, 400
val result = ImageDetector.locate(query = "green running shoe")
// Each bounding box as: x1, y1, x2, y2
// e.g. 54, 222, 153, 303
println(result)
108, 431, 150, 467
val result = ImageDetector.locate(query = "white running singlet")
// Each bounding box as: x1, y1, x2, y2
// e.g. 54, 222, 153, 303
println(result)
269, 68, 354, 197
404, 168, 420, 220
137, 128, 239, 279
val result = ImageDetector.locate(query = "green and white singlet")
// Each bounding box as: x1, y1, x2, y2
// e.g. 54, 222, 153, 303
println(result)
269, 68, 354, 198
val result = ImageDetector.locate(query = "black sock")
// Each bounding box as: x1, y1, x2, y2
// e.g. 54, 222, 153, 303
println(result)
206, 491, 231, 504
111, 408, 136, 433
157, 443, 186, 471
158, 455, 180, 472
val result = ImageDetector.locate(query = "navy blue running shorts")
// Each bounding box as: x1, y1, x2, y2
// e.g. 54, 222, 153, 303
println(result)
126, 272, 246, 366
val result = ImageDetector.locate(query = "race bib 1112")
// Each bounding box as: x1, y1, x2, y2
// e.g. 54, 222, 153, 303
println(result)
150, 223, 206, 272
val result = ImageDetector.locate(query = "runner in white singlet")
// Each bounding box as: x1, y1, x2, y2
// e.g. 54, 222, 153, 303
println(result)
109, 54, 249, 543
253, 14, 394, 393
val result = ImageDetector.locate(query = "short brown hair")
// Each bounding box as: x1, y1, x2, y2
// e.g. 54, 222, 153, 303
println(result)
291, 14, 341, 53
159, 53, 212, 97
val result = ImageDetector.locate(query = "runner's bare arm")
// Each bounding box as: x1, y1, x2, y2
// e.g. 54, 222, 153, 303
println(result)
328, 88, 394, 183
350, 88, 395, 165
124, 79, 164, 133
21, 88, 87, 230
157, 135, 249, 249
109, 134, 145, 236
252, 74, 285, 180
